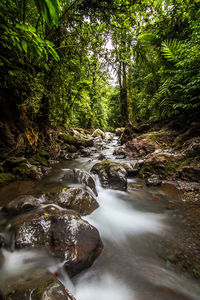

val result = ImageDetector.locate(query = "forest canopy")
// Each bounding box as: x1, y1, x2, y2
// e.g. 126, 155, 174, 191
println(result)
0, 0, 200, 131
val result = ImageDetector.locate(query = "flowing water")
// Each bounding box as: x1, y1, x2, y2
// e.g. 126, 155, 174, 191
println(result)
0, 136, 200, 299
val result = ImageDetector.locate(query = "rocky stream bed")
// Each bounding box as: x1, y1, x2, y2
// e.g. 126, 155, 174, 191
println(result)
0, 123, 200, 299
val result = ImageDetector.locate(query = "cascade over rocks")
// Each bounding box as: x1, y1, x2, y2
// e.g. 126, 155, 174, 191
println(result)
91, 160, 127, 191
13, 207, 103, 277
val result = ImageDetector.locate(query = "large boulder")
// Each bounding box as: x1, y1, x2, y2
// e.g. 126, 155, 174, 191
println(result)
13, 207, 103, 276
55, 187, 99, 215
91, 160, 127, 191
114, 138, 155, 158
62, 168, 98, 196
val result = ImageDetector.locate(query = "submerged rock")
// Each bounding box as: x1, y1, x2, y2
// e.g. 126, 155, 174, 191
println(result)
56, 187, 99, 215
13, 208, 103, 276
91, 160, 127, 191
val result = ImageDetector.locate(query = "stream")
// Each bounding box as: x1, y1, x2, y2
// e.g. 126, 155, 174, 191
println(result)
0, 135, 200, 299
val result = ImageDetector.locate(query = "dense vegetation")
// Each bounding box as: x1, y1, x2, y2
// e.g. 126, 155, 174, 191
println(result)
0, 0, 200, 138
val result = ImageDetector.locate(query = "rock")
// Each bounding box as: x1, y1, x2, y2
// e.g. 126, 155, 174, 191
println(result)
13, 162, 43, 180
122, 160, 140, 175
74, 169, 97, 196
91, 160, 127, 191
5, 157, 27, 169
0, 173, 15, 186
62, 169, 97, 196
176, 166, 200, 182
79, 147, 91, 157
120, 123, 136, 144
56, 187, 99, 215
39, 281, 67, 300
3, 195, 46, 214
38, 149, 50, 159
71, 129, 94, 147
33, 155, 48, 166
114, 138, 155, 158
92, 129, 105, 138
13, 208, 103, 276
97, 153, 106, 160
115, 128, 125, 136
183, 139, 200, 158
146, 174, 162, 187
173, 124, 200, 149
64, 153, 79, 160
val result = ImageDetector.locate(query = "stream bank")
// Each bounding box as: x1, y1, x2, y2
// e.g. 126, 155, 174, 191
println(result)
0, 122, 200, 299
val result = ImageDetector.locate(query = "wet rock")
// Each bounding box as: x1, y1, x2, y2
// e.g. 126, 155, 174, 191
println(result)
176, 166, 200, 182
64, 153, 79, 160
33, 155, 48, 166
120, 123, 136, 144
146, 174, 162, 187
71, 129, 94, 147
0, 173, 15, 186
74, 169, 97, 196
13, 208, 103, 276
97, 153, 106, 160
92, 129, 105, 138
56, 187, 99, 215
79, 147, 91, 157
13, 162, 43, 180
114, 138, 155, 158
91, 160, 127, 191
62, 169, 97, 196
39, 281, 67, 300
2, 195, 46, 214
4, 157, 27, 169
115, 127, 125, 136
122, 160, 140, 175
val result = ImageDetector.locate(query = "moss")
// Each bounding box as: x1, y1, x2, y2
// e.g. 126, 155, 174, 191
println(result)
13, 163, 32, 176
63, 134, 77, 145
0, 166, 4, 173
34, 155, 48, 166
0, 173, 15, 185
38, 149, 50, 159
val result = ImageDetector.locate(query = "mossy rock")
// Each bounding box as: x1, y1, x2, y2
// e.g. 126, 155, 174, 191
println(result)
63, 134, 77, 145
0, 173, 15, 185
38, 149, 50, 159
13, 163, 33, 177
34, 155, 48, 166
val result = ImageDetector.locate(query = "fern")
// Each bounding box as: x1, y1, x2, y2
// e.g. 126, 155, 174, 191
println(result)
161, 39, 181, 63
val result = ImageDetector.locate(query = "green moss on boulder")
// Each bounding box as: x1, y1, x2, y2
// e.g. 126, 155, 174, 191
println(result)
0, 173, 15, 185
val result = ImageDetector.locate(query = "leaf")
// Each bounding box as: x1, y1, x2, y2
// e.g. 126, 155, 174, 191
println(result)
22, 40, 28, 53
